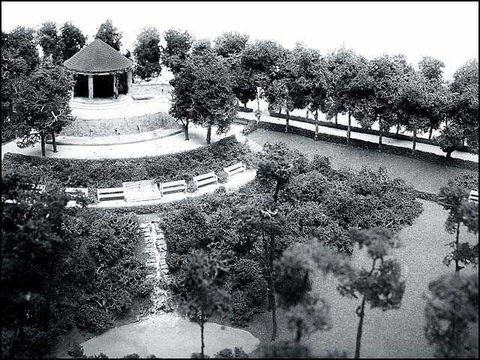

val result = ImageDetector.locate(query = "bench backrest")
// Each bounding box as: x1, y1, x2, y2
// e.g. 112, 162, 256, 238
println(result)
161, 179, 187, 189
469, 189, 479, 203
98, 187, 124, 195
65, 187, 88, 197
224, 162, 245, 172
193, 172, 217, 182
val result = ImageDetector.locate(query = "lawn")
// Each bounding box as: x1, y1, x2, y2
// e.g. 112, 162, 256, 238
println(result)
248, 128, 476, 194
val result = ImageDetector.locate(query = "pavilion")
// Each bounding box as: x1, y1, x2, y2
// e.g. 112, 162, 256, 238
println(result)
64, 38, 133, 99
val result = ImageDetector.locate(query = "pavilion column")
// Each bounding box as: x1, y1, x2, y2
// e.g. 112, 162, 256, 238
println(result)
127, 70, 133, 94
71, 74, 75, 99
88, 75, 94, 99
113, 74, 118, 97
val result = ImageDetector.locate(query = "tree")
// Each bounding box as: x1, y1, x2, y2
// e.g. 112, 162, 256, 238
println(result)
438, 180, 479, 272
241, 40, 285, 122
59, 22, 86, 60
95, 19, 122, 50
237, 197, 286, 341
325, 48, 368, 143
214, 31, 249, 58
14, 64, 74, 156
191, 39, 213, 57
162, 29, 194, 74
292, 45, 329, 140
337, 228, 405, 359
257, 142, 308, 203
37, 21, 62, 64
169, 59, 195, 140
175, 250, 231, 359
285, 294, 331, 344
448, 59, 479, 151
254, 340, 312, 358
424, 273, 478, 358
437, 123, 465, 158
1, 27, 40, 142
352, 55, 412, 149
133, 27, 162, 81
189, 53, 238, 144
1, 175, 69, 358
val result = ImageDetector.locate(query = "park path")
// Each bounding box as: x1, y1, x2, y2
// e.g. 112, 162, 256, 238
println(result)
1, 124, 244, 160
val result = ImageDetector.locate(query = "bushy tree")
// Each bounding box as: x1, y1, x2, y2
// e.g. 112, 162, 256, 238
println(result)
337, 228, 405, 359
162, 29, 194, 74
59, 22, 86, 60
438, 180, 479, 272
241, 40, 285, 121
133, 27, 162, 81
437, 123, 465, 158
95, 19, 122, 50
325, 48, 368, 143
14, 64, 74, 156
175, 250, 231, 359
214, 32, 249, 58
37, 21, 62, 63
424, 273, 478, 358
191, 39, 213, 57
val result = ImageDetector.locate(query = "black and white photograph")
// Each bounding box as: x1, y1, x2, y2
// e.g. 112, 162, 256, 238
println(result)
1, 1, 478, 358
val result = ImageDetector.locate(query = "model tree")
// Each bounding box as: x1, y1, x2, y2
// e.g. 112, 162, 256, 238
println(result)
162, 29, 194, 74
337, 228, 405, 359
37, 21, 62, 64
95, 19, 122, 50
14, 64, 74, 156
133, 27, 162, 81
175, 250, 231, 359
59, 22, 86, 60
424, 272, 478, 358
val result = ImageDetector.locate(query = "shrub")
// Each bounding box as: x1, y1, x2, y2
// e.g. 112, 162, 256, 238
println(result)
217, 170, 229, 184
286, 171, 329, 203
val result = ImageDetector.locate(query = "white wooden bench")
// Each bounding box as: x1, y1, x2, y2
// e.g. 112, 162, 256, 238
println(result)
97, 187, 125, 202
123, 180, 162, 202
23, 183, 46, 193
159, 179, 187, 196
223, 162, 246, 178
468, 189, 478, 203
193, 172, 218, 189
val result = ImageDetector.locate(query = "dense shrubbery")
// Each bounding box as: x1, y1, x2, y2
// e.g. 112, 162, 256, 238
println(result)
160, 143, 422, 325
2, 136, 257, 188
1, 180, 151, 359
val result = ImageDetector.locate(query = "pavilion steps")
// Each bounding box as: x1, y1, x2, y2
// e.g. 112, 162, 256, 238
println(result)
70, 95, 133, 111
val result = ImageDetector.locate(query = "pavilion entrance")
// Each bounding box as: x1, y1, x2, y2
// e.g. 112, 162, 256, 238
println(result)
74, 75, 88, 97
93, 75, 114, 98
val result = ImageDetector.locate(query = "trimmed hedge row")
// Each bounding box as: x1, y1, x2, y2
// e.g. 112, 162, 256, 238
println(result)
239, 119, 478, 171
2, 136, 257, 189
269, 111, 477, 154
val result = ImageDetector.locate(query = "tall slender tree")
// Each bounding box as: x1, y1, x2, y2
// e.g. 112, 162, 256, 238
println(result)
133, 27, 162, 81
162, 29, 194, 74
59, 22, 86, 60
95, 19, 122, 50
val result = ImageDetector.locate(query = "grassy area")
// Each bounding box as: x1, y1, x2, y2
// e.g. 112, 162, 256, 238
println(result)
248, 128, 476, 195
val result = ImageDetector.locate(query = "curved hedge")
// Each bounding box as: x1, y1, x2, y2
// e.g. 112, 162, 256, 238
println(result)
2, 136, 257, 188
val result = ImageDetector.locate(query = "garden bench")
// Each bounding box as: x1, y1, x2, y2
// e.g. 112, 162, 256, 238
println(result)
22, 183, 46, 193
193, 172, 218, 189
159, 179, 187, 196
223, 162, 247, 178
123, 180, 162, 202
468, 189, 478, 204
97, 187, 125, 202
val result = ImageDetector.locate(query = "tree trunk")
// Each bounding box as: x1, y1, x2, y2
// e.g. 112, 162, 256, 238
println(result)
51, 131, 57, 153
273, 180, 281, 203
40, 132, 46, 157
429, 126, 433, 140
347, 112, 352, 144
256, 90, 261, 123
269, 234, 277, 341
455, 221, 462, 273
412, 129, 417, 151
354, 296, 366, 359
314, 110, 319, 140
285, 109, 289, 133
206, 125, 212, 145
396, 123, 400, 135
335, 113, 338, 125
243, 101, 247, 108
378, 116, 383, 149
200, 319, 205, 358
295, 321, 303, 344
184, 123, 190, 141
306, 109, 309, 119
446, 150, 452, 159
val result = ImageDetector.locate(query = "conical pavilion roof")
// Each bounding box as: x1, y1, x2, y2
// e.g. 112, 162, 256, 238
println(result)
63, 38, 133, 74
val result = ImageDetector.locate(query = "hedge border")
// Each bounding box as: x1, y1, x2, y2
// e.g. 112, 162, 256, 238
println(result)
237, 118, 478, 171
